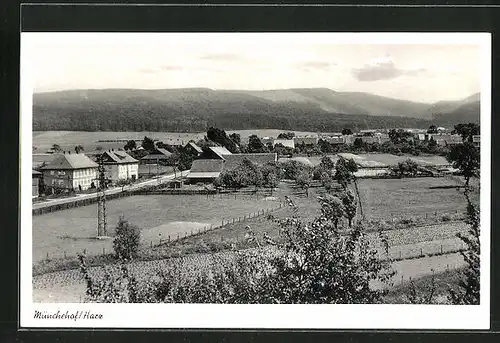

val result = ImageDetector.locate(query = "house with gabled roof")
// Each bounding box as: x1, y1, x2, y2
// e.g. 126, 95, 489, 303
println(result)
41, 152, 99, 191
198, 146, 233, 160
140, 148, 173, 164
186, 159, 225, 184
100, 149, 139, 182
184, 141, 203, 156
186, 152, 277, 184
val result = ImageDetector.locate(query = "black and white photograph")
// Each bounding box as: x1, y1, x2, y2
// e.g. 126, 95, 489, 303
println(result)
20, 32, 491, 329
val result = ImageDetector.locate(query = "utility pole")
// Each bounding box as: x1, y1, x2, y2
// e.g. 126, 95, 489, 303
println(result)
96, 154, 108, 237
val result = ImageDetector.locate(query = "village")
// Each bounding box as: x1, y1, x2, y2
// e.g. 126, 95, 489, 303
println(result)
31, 126, 479, 199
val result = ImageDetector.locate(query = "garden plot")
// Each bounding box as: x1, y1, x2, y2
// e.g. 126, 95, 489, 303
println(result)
338, 153, 387, 168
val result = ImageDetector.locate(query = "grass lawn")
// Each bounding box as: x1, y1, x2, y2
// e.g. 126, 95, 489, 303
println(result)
33, 191, 282, 262
356, 177, 471, 220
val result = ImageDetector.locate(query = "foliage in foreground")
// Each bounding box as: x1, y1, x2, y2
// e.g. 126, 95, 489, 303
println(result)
112, 217, 141, 260
80, 190, 394, 304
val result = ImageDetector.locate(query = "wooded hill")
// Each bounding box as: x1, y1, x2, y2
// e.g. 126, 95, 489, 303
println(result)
33, 88, 480, 132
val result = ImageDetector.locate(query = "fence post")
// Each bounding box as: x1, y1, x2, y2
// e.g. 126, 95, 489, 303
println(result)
46, 252, 49, 260
440, 245, 443, 254
399, 250, 402, 259
420, 248, 423, 257
103, 247, 105, 255
151, 241, 153, 248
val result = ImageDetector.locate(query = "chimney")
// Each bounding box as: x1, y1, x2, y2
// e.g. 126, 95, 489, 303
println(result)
63, 151, 65, 154
68, 151, 71, 154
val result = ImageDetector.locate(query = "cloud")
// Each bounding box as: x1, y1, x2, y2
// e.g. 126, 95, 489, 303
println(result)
297, 61, 337, 71
352, 56, 426, 81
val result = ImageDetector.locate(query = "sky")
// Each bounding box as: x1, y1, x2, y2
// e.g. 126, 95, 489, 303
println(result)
24, 33, 486, 104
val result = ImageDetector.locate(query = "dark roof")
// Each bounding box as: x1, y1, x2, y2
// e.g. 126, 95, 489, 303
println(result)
223, 153, 277, 171
41, 153, 98, 170
141, 148, 173, 161
101, 150, 138, 164
190, 159, 225, 173
187, 159, 224, 179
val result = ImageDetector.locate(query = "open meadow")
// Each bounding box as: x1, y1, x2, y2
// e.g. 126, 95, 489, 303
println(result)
356, 177, 474, 220
33, 192, 282, 262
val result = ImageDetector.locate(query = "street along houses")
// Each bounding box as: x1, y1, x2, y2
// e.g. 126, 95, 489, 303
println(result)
40, 152, 99, 192
99, 149, 139, 182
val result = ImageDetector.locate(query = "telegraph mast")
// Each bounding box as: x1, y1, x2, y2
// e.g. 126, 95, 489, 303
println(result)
96, 153, 108, 237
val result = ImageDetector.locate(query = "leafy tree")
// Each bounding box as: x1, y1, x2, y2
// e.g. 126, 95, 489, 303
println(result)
142, 136, 155, 152
247, 135, 268, 153
75, 145, 84, 153
207, 127, 238, 153
334, 158, 357, 190
113, 217, 141, 260
446, 142, 480, 187
353, 138, 364, 151
453, 123, 480, 142
95, 146, 103, 152
261, 163, 279, 193
277, 131, 295, 139
279, 160, 302, 180
388, 129, 413, 145
317, 193, 344, 229
427, 125, 438, 134
51, 144, 61, 152
341, 128, 353, 135
229, 133, 241, 146
318, 139, 335, 153
342, 189, 357, 227
319, 155, 336, 171
391, 159, 418, 178
295, 168, 313, 197
124, 140, 137, 151
448, 191, 480, 305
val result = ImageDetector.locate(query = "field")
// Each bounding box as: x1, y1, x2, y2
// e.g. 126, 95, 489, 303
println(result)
356, 177, 471, 220
32, 130, 319, 153
33, 192, 282, 262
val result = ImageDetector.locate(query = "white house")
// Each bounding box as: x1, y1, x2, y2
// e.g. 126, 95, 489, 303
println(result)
41, 152, 99, 191
100, 149, 139, 182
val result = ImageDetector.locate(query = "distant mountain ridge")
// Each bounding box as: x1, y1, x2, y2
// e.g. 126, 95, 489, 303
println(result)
33, 88, 480, 132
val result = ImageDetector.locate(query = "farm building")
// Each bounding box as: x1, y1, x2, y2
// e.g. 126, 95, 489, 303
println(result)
186, 159, 225, 184
186, 153, 277, 184
140, 148, 173, 164
32, 170, 42, 198
41, 152, 99, 191
293, 136, 318, 146
321, 136, 344, 144
198, 146, 233, 160
184, 141, 203, 156
431, 134, 462, 147
273, 139, 295, 149
99, 150, 139, 182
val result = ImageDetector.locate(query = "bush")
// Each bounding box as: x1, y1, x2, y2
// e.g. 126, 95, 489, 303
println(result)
113, 216, 141, 260
441, 215, 451, 222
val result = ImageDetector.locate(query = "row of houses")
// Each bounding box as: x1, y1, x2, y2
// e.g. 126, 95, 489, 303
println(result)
32, 141, 206, 197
